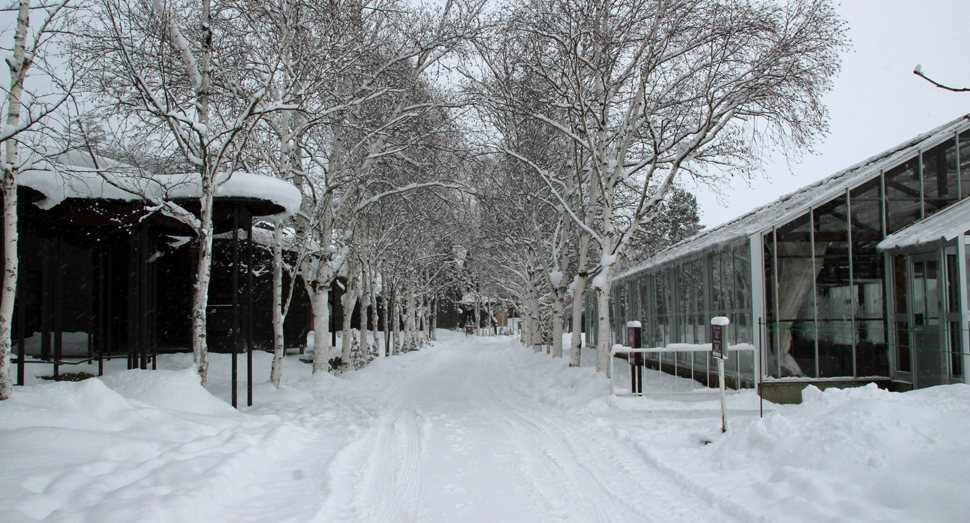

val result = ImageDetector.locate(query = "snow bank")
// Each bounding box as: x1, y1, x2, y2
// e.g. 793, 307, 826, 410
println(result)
2, 332, 967, 522
500, 338, 969, 523
700, 383, 970, 523
0, 366, 313, 522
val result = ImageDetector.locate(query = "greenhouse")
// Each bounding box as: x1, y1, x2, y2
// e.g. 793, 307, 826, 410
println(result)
596, 114, 970, 400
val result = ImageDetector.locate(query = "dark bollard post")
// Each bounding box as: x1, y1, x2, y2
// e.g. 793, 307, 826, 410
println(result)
626, 321, 642, 394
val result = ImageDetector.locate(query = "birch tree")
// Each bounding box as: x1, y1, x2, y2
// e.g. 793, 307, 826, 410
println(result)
285, 0, 483, 373
482, 0, 847, 373
75, 0, 290, 385
0, 0, 77, 400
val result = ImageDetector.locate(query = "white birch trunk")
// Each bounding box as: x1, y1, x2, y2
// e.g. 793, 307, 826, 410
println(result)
551, 299, 564, 358
595, 278, 614, 375
569, 232, 591, 367
473, 292, 481, 337
405, 286, 415, 348
422, 294, 429, 344
382, 290, 390, 356
189, 0, 215, 386
191, 187, 215, 386
520, 303, 529, 346
340, 268, 359, 370
359, 290, 368, 352
430, 297, 437, 341
309, 276, 331, 373
270, 221, 285, 388
0, 0, 30, 401
392, 299, 401, 354
371, 286, 380, 357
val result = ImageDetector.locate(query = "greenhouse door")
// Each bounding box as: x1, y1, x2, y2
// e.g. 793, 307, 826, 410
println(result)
909, 253, 946, 388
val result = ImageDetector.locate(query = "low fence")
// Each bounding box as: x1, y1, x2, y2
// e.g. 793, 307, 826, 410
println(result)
609, 343, 758, 397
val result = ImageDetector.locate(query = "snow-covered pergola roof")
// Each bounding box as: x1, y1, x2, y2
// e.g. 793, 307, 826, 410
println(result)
877, 196, 970, 251
618, 113, 970, 279
18, 153, 302, 218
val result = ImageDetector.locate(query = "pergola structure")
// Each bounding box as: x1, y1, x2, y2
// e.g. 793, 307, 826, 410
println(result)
8, 160, 308, 407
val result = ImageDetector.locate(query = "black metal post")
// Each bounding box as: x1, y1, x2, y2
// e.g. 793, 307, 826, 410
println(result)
231, 205, 239, 408
127, 233, 137, 370
141, 222, 150, 370
151, 247, 157, 371
53, 237, 62, 378
16, 260, 25, 385
98, 246, 104, 376
41, 238, 51, 362
105, 251, 112, 364
246, 211, 254, 407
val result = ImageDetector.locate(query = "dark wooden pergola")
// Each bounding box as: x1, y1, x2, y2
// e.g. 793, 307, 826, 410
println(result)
9, 185, 307, 407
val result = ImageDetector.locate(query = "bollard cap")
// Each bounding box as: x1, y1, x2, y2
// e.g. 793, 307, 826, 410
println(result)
711, 316, 730, 326
626, 321, 642, 328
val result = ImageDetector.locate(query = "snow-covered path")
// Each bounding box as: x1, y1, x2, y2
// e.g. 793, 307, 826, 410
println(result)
300, 336, 740, 523
2, 330, 968, 523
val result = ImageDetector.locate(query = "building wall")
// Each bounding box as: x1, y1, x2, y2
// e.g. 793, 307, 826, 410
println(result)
608, 239, 755, 385
606, 124, 970, 388
763, 128, 969, 384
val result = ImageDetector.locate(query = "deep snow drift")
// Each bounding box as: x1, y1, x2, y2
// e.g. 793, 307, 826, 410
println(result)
1, 331, 967, 522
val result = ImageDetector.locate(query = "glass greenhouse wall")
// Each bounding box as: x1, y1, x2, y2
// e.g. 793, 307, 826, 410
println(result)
604, 114, 970, 390
609, 239, 756, 386
764, 127, 970, 382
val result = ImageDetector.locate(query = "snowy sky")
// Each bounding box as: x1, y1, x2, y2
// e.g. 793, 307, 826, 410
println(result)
4, 1, 969, 232
690, 0, 970, 229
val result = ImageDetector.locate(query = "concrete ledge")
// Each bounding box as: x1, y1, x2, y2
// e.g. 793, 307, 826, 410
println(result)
758, 379, 892, 404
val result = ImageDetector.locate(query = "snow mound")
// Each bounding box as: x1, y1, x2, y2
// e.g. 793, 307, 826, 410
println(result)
704, 383, 970, 522
99, 368, 237, 416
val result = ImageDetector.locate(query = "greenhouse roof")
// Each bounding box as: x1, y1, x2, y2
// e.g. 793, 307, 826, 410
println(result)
878, 196, 970, 251
618, 113, 970, 280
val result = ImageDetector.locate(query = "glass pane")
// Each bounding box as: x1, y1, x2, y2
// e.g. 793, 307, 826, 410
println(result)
722, 248, 734, 314
885, 158, 921, 234
893, 252, 911, 373
893, 255, 907, 314
775, 212, 816, 377
735, 240, 752, 345
946, 253, 959, 313
764, 232, 778, 377
710, 253, 724, 312
914, 259, 945, 388
960, 130, 970, 200
815, 195, 852, 377
639, 279, 649, 320
850, 177, 887, 376
925, 261, 939, 324
895, 320, 911, 373
922, 139, 959, 217
949, 321, 962, 377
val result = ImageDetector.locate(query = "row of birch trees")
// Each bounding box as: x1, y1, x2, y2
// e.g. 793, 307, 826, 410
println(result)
0, 0, 486, 398
0, 0, 850, 398
464, 0, 849, 373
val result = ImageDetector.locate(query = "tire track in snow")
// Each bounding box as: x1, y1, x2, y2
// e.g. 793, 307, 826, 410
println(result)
313, 370, 425, 523
469, 346, 745, 523
466, 352, 647, 523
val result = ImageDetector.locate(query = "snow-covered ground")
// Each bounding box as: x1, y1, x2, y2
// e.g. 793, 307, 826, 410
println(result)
1, 330, 967, 522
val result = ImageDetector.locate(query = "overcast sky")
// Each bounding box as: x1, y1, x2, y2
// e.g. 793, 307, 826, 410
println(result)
4, 1, 968, 231
690, 0, 970, 229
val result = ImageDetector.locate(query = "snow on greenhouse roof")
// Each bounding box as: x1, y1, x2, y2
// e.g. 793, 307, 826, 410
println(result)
618, 113, 970, 279
19, 154, 302, 218
877, 196, 970, 251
